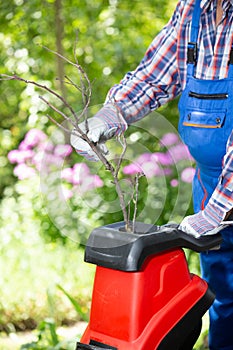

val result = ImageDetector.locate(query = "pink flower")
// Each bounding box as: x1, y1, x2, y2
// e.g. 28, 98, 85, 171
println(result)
61, 168, 74, 183
136, 153, 152, 165
79, 175, 103, 193
92, 175, 104, 188
18, 141, 31, 150
32, 152, 44, 171
160, 133, 179, 147
8, 150, 21, 163
33, 152, 62, 172
8, 149, 34, 164
54, 144, 72, 157
168, 144, 194, 163
170, 179, 179, 187
123, 153, 168, 178
73, 163, 90, 185
24, 129, 47, 147
73, 163, 90, 174
62, 187, 73, 200
43, 153, 63, 166
123, 163, 142, 175
37, 141, 54, 153
141, 161, 163, 178
152, 152, 173, 166
13, 163, 36, 180
181, 167, 195, 183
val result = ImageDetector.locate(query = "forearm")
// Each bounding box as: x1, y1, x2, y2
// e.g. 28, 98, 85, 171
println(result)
208, 131, 233, 218
179, 131, 233, 236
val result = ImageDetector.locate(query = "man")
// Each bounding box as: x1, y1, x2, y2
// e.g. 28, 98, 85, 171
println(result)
71, 0, 233, 348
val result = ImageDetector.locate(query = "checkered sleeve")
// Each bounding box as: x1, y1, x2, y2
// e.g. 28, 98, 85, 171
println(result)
105, 0, 184, 124
180, 134, 233, 235
207, 130, 233, 218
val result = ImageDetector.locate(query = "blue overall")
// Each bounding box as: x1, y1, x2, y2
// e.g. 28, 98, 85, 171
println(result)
178, 1, 233, 348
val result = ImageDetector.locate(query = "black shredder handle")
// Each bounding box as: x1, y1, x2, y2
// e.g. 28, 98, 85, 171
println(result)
84, 222, 227, 272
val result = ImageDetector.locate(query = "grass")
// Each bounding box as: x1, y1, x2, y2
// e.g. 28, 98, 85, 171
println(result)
0, 228, 95, 334
0, 321, 88, 350
0, 178, 96, 334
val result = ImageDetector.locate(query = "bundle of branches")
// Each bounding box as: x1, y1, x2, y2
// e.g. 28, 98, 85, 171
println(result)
0, 46, 143, 232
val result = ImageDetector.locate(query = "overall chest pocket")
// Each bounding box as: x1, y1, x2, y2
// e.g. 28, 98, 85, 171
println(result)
178, 109, 227, 166
182, 110, 226, 128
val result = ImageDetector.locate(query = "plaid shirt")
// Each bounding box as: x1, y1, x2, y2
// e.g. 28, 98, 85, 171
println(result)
106, 0, 233, 217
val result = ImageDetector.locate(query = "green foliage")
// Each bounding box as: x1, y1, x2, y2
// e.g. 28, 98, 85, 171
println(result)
0, 187, 95, 331
19, 284, 90, 349
20, 318, 74, 350
0, 0, 177, 196
57, 285, 89, 322
20, 319, 60, 350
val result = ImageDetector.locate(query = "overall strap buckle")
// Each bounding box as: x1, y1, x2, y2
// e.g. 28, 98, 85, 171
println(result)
187, 42, 197, 65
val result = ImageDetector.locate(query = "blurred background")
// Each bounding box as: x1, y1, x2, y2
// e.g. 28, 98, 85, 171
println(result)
0, 1, 207, 349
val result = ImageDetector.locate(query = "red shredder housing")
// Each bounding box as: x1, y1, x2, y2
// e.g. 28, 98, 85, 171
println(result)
76, 222, 221, 350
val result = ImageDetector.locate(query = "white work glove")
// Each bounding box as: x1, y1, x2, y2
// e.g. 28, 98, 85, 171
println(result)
179, 201, 227, 238
70, 104, 127, 161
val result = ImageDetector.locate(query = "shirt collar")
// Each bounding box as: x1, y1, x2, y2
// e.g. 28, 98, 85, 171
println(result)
200, 0, 233, 10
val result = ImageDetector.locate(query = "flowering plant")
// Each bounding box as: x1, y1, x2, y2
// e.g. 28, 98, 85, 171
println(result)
8, 126, 195, 239
123, 132, 195, 185
8, 128, 104, 199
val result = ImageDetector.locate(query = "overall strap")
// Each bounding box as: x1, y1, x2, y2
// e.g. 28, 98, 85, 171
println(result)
187, 0, 202, 77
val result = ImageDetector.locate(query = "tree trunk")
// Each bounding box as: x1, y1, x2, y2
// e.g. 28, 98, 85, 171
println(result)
54, 0, 66, 99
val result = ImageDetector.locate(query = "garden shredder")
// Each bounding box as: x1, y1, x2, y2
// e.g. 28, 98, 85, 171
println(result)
75, 221, 225, 350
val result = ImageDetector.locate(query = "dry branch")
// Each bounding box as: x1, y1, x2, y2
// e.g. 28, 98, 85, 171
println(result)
0, 48, 139, 232
132, 173, 144, 233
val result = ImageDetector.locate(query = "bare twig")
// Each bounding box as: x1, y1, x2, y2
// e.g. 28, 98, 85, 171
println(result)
105, 100, 131, 229
46, 114, 72, 134
127, 202, 131, 227
64, 75, 90, 123
64, 75, 82, 93
41, 45, 89, 81
43, 45, 92, 104
132, 173, 144, 233
0, 73, 114, 172
39, 95, 76, 128
1, 74, 79, 124
132, 175, 139, 233
73, 33, 91, 129
115, 134, 127, 178
45, 37, 92, 129
42, 44, 92, 128
110, 134, 130, 229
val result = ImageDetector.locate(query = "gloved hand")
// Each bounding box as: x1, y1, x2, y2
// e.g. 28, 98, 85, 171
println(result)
179, 200, 227, 238
70, 104, 127, 161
